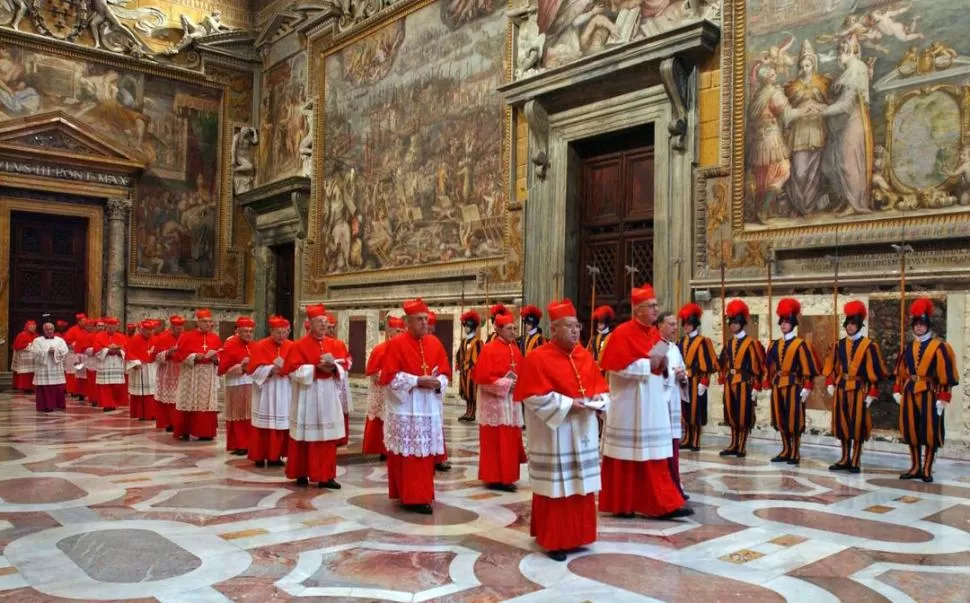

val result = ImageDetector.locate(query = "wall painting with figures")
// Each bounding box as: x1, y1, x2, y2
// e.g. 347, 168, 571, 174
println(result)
0, 41, 224, 283
258, 51, 309, 185
739, 0, 970, 238
312, 0, 508, 283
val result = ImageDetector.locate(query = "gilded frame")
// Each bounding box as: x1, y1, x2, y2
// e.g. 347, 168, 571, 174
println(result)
303, 0, 514, 294
722, 1, 970, 248
0, 31, 234, 291
884, 84, 969, 194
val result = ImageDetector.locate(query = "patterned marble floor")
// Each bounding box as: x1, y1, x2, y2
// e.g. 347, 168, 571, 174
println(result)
0, 390, 968, 602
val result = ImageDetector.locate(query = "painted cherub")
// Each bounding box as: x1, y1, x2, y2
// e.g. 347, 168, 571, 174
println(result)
942, 146, 970, 206
867, 3, 923, 44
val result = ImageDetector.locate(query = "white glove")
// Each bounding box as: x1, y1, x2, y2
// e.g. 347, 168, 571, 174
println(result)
799, 389, 811, 403
864, 395, 875, 408
751, 390, 759, 403
893, 392, 902, 405
937, 400, 947, 416
826, 384, 835, 397
698, 384, 708, 396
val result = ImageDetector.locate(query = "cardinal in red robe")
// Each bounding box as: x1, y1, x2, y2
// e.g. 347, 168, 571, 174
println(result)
170, 309, 222, 440
126, 320, 157, 421
93, 317, 129, 412
12, 320, 39, 392
282, 304, 349, 488
473, 312, 527, 490
151, 316, 184, 431
513, 299, 610, 561
219, 317, 257, 455
362, 315, 405, 457
379, 298, 452, 514
247, 315, 294, 467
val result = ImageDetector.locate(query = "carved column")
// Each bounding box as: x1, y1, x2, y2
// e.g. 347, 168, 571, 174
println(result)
105, 197, 132, 320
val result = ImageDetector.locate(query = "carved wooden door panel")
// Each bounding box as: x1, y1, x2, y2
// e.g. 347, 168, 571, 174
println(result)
578, 144, 654, 332
8, 211, 87, 364
272, 243, 295, 322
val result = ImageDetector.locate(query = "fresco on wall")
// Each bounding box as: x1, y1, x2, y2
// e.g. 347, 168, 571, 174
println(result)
258, 52, 307, 184
319, 0, 505, 276
535, 0, 712, 69
745, 0, 970, 229
0, 45, 222, 278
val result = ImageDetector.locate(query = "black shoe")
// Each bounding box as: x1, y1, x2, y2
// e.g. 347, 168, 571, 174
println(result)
435, 462, 451, 472
900, 471, 922, 480
679, 441, 691, 450
295, 477, 309, 486
496, 483, 517, 492
847, 466, 861, 474
691, 446, 701, 452
268, 459, 285, 467
770, 455, 789, 463
683, 493, 691, 501
319, 479, 341, 490
404, 503, 433, 515
736, 451, 747, 458
178, 435, 189, 441
922, 474, 934, 483
547, 550, 567, 562
232, 449, 247, 456
787, 458, 800, 466
198, 437, 214, 441
655, 507, 695, 520
378, 454, 387, 461
719, 449, 737, 457
613, 512, 635, 519
829, 463, 850, 471
165, 426, 174, 432
103, 408, 114, 412
254, 460, 266, 468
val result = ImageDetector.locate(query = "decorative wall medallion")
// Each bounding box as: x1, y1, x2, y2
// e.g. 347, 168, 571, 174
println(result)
30, 0, 91, 41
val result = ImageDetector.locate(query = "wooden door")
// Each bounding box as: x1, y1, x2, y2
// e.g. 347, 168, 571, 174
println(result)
8, 211, 88, 363
348, 318, 367, 376
272, 243, 295, 322
577, 141, 655, 332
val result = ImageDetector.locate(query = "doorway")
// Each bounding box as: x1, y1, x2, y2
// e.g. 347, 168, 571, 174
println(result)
574, 124, 655, 331
271, 243, 295, 322
7, 211, 88, 364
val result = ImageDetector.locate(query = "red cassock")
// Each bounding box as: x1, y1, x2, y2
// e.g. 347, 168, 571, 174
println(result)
218, 337, 253, 452
63, 325, 82, 395
71, 330, 89, 398
472, 338, 527, 485
126, 332, 156, 421
246, 337, 294, 463
379, 332, 452, 505
361, 340, 391, 456
170, 330, 222, 439
513, 341, 609, 552
76, 331, 99, 404
151, 330, 179, 429
281, 335, 348, 482
12, 329, 38, 391
93, 331, 129, 411
597, 320, 684, 517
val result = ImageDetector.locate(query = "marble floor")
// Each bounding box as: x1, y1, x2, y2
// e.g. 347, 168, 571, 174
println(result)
0, 391, 967, 602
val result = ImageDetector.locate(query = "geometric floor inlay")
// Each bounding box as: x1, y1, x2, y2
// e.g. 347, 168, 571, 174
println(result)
0, 388, 967, 602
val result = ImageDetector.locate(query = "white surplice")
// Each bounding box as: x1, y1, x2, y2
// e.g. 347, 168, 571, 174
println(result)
523, 392, 608, 498
176, 354, 220, 412
365, 373, 386, 421
664, 342, 686, 440
126, 359, 157, 397
95, 346, 126, 385
251, 361, 291, 430
383, 372, 448, 457
602, 356, 674, 461
476, 377, 524, 427
288, 364, 346, 442
28, 336, 68, 386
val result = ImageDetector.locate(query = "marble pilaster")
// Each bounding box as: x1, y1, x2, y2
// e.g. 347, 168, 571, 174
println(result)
105, 197, 132, 321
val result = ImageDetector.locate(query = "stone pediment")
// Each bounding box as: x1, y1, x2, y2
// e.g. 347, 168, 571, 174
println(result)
255, 3, 336, 49
0, 111, 145, 170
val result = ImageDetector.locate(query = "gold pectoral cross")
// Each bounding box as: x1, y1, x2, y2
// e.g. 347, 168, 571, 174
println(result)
568, 354, 586, 397
419, 342, 430, 376
508, 344, 517, 372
